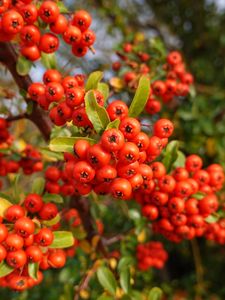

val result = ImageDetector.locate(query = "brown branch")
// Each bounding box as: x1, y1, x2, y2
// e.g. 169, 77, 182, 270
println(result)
103, 234, 124, 246
6, 114, 27, 122
70, 196, 108, 258
0, 42, 52, 141
74, 263, 99, 300
214, 108, 225, 123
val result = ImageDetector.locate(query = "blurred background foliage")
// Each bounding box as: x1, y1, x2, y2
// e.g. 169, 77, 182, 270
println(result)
1, 0, 225, 299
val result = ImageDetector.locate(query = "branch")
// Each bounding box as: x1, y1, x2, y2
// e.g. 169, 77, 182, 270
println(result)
70, 196, 108, 258
191, 239, 204, 299
0, 42, 52, 141
74, 262, 99, 300
6, 114, 27, 122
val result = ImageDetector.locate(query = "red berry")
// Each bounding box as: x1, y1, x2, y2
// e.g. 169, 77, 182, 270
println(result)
38, 1, 59, 23
50, 14, 68, 34
63, 25, 81, 45
14, 217, 35, 238
6, 250, 27, 268
24, 194, 43, 213
73, 161, 95, 183
2, 10, 24, 34
39, 33, 59, 53
119, 117, 141, 140
21, 45, 41, 61
101, 129, 125, 152
72, 10, 92, 32
43, 69, 62, 84
39, 203, 58, 220
5, 205, 25, 222
107, 100, 128, 121
111, 178, 132, 200
153, 119, 174, 138
48, 249, 66, 268
35, 228, 54, 246
26, 245, 43, 263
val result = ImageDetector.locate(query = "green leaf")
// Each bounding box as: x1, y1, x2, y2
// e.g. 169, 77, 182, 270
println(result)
97, 82, 109, 102
40, 147, 64, 161
97, 296, 114, 300
16, 56, 32, 76
49, 137, 95, 153
19, 88, 27, 98
205, 215, 219, 224
42, 213, 61, 226
192, 192, 205, 200
97, 266, 117, 296
189, 85, 196, 98
31, 177, 45, 195
26, 101, 34, 115
57, 1, 69, 13
106, 119, 120, 130
71, 226, 87, 239
173, 150, 185, 168
150, 38, 166, 56
28, 262, 38, 280
129, 290, 144, 300
43, 193, 63, 204
128, 75, 150, 118
121, 296, 132, 300
128, 209, 141, 221
0, 262, 14, 278
41, 53, 57, 69
50, 231, 74, 248
162, 140, 179, 172
85, 91, 110, 133
85, 71, 103, 91
0, 148, 11, 154
0, 193, 12, 201
118, 257, 135, 272
148, 287, 163, 300
120, 268, 130, 294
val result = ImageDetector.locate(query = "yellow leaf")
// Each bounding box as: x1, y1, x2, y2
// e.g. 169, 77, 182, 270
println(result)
79, 240, 92, 254
79, 289, 90, 299
13, 120, 26, 138
137, 229, 146, 243
134, 32, 145, 43
109, 258, 117, 270
91, 235, 100, 249
13, 138, 26, 152
206, 138, 216, 156
0, 197, 12, 218
116, 287, 124, 298
109, 77, 124, 91
90, 252, 97, 260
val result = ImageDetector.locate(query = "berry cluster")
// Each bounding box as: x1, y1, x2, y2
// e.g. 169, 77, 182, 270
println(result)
205, 218, 225, 245
44, 165, 78, 196
0, 193, 70, 291
0, 1, 95, 60
0, 118, 43, 189
28, 69, 98, 127
61, 110, 174, 200
136, 156, 224, 243
136, 241, 168, 271
112, 39, 194, 115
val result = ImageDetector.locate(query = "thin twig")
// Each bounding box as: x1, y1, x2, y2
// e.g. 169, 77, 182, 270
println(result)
191, 239, 204, 300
